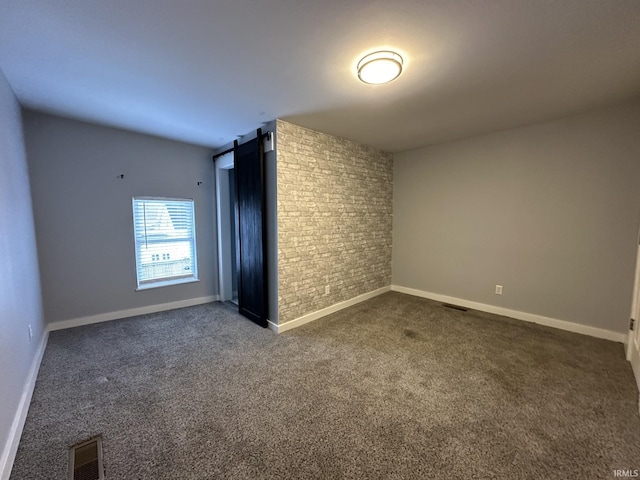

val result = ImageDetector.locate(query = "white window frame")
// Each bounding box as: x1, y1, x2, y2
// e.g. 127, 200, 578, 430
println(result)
132, 196, 199, 290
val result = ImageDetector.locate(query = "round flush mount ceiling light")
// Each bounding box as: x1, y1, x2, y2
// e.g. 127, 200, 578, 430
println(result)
357, 50, 403, 84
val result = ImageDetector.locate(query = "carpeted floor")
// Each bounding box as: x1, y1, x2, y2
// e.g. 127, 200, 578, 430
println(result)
10, 292, 640, 479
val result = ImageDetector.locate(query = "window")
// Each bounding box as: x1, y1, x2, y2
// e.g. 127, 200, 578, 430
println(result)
132, 197, 198, 289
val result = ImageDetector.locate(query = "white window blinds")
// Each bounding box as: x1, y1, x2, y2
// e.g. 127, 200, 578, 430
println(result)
132, 197, 198, 289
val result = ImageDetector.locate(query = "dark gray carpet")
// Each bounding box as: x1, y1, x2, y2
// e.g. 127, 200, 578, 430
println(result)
10, 292, 640, 479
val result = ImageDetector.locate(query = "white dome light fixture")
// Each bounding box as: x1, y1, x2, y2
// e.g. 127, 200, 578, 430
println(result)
357, 50, 403, 85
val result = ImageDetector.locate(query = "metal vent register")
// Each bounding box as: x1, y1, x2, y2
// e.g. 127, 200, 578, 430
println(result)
69, 436, 105, 480
442, 303, 468, 312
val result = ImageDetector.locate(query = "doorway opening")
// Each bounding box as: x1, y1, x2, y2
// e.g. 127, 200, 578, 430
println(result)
214, 130, 270, 328
215, 152, 239, 306
228, 168, 239, 305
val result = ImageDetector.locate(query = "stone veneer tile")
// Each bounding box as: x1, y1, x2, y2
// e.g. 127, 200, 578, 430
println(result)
276, 120, 393, 323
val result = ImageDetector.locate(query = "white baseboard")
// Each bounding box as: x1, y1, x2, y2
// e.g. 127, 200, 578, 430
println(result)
391, 285, 626, 343
269, 286, 391, 333
629, 337, 640, 412
48, 295, 219, 331
0, 329, 49, 480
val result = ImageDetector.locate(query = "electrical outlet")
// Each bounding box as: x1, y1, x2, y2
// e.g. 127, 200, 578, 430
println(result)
325, 285, 330, 295
28, 324, 33, 342
495, 285, 503, 295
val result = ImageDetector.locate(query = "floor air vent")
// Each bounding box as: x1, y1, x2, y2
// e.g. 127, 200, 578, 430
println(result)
442, 303, 468, 312
69, 436, 104, 480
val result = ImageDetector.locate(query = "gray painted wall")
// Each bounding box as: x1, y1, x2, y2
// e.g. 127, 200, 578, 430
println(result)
393, 99, 640, 333
23, 111, 217, 324
265, 126, 278, 324
0, 70, 45, 475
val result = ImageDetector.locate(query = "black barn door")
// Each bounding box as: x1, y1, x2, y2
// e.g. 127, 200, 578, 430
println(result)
234, 132, 268, 327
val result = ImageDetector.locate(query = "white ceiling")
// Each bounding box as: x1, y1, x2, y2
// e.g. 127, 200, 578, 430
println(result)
1, 0, 639, 153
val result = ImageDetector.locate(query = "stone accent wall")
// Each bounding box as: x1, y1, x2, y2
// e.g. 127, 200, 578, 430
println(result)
276, 120, 393, 324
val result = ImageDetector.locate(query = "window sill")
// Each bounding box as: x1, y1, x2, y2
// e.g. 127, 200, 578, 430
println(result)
136, 277, 199, 291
